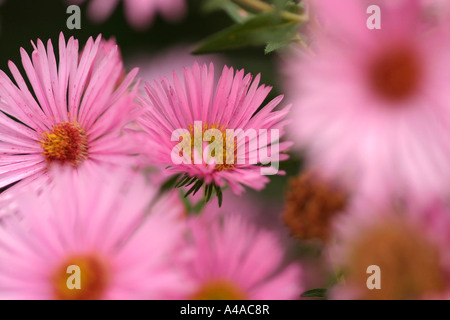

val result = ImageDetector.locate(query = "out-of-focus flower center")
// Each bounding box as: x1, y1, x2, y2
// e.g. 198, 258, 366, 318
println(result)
369, 46, 422, 102
346, 219, 446, 299
40, 122, 88, 167
184, 122, 237, 172
52, 254, 109, 300
190, 279, 247, 300
283, 172, 347, 242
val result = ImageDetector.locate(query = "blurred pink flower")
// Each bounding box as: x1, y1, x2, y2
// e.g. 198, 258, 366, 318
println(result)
0, 33, 140, 190
179, 213, 303, 300
283, 0, 450, 205
138, 62, 292, 195
202, 189, 332, 293
0, 167, 187, 299
328, 199, 450, 300
70, 0, 186, 29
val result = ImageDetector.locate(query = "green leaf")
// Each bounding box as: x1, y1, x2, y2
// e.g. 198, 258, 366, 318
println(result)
192, 180, 204, 196
300, 288, 327, 298
175, 175, 197, 188
264, 39, 292, 53
179, 189, 192, 213
159, 174, 181, 192
273, 0, 289, 11
174, 174, 190, 188
214, 185, 223, 207
192, 198, 207, 214
204, 0, 252, 23
193, 13, 301, 54
204, 184, 214, 202
185, 180, 204, 198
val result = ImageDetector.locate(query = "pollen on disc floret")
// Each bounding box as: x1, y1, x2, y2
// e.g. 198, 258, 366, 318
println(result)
39, 121, 88, 167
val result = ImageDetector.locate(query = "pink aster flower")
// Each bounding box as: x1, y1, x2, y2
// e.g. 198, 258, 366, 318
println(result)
283, 0, 450, 205
138, 62, 292, 197
0, 33, 140, 190
69, 0, 186, 30
0, 167, 186, 300
328, 199, 450, 300
123, 46, 226, 169
179, 213, 303, 300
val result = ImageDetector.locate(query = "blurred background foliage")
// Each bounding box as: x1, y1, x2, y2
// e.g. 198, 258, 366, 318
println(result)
0, 0, 303, 204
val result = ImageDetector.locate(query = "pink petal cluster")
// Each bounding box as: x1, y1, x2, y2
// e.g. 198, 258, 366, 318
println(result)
0, 167, 187, 299
179, 212, 303, 300
0, 164, 306, 300
139, 62, 292, 195
0, 33, 140, 190
328, 199, 450, 299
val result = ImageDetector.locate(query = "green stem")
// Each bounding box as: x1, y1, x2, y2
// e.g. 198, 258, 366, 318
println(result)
232, 0, 308, 23
234, 0, 273, 12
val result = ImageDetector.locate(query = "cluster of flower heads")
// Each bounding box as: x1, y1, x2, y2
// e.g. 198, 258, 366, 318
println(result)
2, 0, 450, 301
0, 32, 301, 299
282, 0, 450, 299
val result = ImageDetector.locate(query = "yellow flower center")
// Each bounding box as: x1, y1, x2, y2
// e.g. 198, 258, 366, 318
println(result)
182, 122, 237, 172
40, 122, 88, 167
189, 279, 247, 300
52, 254, 109, 300
345, 218, 446, 299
